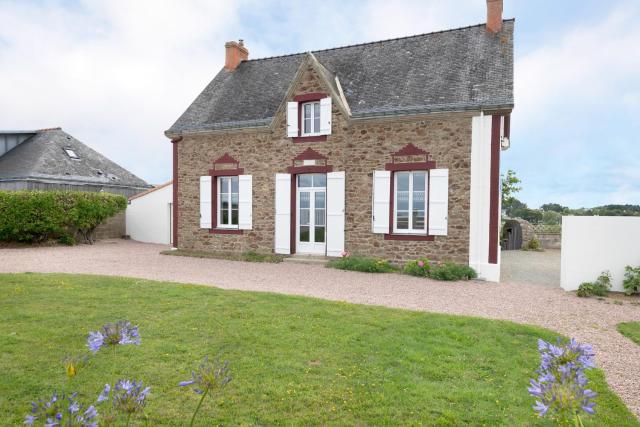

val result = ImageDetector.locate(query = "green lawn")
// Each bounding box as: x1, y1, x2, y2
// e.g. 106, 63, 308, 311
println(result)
618, 322, 640, 346
0, 273, 637, 426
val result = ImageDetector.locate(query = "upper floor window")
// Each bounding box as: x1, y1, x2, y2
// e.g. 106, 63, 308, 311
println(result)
218, 176, 239, 228
286, 95, 332, 140
394, 171, 427, 234
301, 101, 321, 136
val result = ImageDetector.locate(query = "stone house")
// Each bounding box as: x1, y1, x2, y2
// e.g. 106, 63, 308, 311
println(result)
165, 0, 513, 281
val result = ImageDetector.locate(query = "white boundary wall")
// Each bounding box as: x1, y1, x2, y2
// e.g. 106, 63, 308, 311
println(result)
561, 216, 640, 292
126, 183, 173, 245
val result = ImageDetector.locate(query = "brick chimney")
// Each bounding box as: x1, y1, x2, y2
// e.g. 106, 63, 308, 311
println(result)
224, 39, 248, 71
486, 0, 503, 33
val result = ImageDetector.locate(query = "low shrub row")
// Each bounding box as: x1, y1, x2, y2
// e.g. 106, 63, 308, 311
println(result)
576, 266, 640, 297
403, 258, 477, 281
0, 190, 126, 244
577, 271, 612, 297
326, 255, 397, 273
428, 262, 478, 281
327, 254, 477, 281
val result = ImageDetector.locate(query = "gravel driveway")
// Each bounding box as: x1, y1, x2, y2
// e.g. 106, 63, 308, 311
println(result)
501, 249, 561, 287
1, 240, 639, 416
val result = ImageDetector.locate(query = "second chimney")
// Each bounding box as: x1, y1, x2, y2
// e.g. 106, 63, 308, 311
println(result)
225, 39, 249, 71
486, 0, 503, 33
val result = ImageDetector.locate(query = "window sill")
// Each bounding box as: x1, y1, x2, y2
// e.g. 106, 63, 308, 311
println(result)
292, 135, 327, 143
209, 228, 243, 235
384, 234, 434, 241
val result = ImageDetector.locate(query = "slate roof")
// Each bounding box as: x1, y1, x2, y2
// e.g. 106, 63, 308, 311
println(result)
167, 20, 514, 135
0, 128, 150, 189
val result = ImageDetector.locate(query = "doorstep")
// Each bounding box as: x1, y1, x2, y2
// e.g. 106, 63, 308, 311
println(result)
282, 254, 331, 265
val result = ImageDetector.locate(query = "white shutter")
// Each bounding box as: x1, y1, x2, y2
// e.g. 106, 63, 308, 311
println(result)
428, 169, 449, 236
319, 97, 332, 135
372, 170, 390, 234
274, 173, 291, 254
326, 171, 345, 257
286, 102, 298, 138
238, 175, 252, 230
199, 176, 212, 229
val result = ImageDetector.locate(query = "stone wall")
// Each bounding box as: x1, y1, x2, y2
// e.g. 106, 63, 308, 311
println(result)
537, 232, 561, 250
176, 63, 473, 263
93, 211, 126, 240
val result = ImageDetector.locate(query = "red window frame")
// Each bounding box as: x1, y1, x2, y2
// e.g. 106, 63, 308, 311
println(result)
292, 92, 328, 143
208, 167, 244, 235
383, 144, 438, 241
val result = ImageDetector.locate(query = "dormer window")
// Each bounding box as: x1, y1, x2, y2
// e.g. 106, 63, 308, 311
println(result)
64, 148, 79, 159
301, 101, 321, 136
286, 93, 332, 142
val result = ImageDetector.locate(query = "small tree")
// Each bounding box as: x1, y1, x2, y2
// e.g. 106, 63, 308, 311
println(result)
501, 169, 522, 211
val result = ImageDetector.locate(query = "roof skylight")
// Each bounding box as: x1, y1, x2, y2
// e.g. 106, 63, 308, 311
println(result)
64, 148, 79, 159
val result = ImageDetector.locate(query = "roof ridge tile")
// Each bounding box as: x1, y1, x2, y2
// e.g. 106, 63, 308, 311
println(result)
246, 19, 515, 63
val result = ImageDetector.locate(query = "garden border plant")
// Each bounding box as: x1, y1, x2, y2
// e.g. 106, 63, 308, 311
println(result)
329, 253, 477, 281
403, 258, 477, 281
622, 265, 640, 295
0, 190, 126, 245
325, 253, 397, 273
577, 271, 612, 298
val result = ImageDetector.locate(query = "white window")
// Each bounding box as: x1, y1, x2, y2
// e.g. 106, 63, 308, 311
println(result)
218, 176, 239, 228
301, 101, 321, 136
64, 148, 79, 159
394, 171, 427, 234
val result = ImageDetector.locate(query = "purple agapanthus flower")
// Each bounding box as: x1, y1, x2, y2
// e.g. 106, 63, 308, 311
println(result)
528, 338, 597, 423
86, 321, 141, 354
180, 357, 232, 427
25, 392, 98, 427
97, 384, 111, 403
179, 356, 232, 395
97, 380, 150, 415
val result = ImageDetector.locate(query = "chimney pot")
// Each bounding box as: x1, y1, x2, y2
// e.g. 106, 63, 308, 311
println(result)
224, 40, 249, 71
486, 0, 503, 33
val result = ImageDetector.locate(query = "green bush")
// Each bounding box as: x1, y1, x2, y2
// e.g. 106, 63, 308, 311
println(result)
67, 192, 127, 244
58, 235, 76, 246
0, 191, 126, 244
429, 262, 478, 281
403, 258, 431, 277
521, 236, 543, 251
327, 255, 397, 273
576, 271, 612, 297
623, 265, 640, 296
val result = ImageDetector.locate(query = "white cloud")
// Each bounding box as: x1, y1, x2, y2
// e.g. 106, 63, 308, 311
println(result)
515, 3, 640, 127
0, 0, 241, 184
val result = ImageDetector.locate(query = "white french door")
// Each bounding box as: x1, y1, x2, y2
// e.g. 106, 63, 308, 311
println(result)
296, 173, 326, 255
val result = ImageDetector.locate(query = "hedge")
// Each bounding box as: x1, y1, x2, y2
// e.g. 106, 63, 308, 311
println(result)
0, 191, 126, 244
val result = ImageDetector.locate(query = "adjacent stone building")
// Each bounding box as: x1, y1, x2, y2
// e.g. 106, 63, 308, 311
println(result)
166, 0, 514, 281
